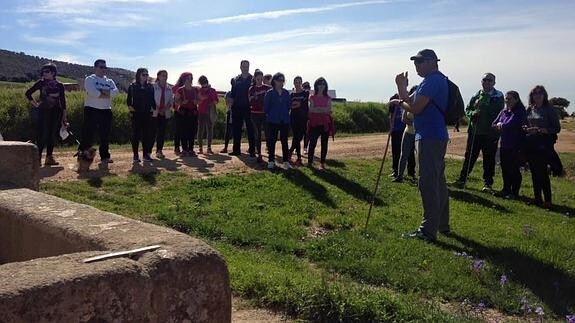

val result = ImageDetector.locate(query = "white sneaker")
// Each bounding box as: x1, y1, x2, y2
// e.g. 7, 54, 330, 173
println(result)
283, 161, 293, 169
267, 162, 275, 169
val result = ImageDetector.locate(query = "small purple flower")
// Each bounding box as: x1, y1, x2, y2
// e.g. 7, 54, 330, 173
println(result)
500, 274, 508, 287
520, 296, 531, 312
566, 314, 575, 323
535, 306, 544, 316
471, 260, 486, 272
478, 302, 486, 311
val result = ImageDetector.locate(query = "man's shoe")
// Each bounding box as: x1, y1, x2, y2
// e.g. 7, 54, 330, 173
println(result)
228, 151, 241, 156
389, 172, 397, 178
219, 148, 228, 154
402, 230, 435, 242
143, 154, 153, 162
452, 179, 466, 188
392, 176, 403, 183
503, 193, 517, 200
44, 155, 59, 166
283, 161, 293, 170
267, 162, 275, 170
481, 185, 493, 192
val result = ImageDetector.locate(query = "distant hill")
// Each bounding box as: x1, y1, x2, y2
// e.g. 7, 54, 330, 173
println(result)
0, 49, 135, 91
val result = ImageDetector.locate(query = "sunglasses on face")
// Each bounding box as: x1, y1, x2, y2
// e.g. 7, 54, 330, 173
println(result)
96, 65, 107, 69
414, 59, 426, 65
482, 78, 494, 82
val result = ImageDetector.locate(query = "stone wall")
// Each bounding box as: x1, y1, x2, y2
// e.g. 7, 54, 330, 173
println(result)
0, 141, 39, 191
0, 188, 231, 322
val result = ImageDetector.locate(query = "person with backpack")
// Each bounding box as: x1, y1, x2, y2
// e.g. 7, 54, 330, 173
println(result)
127, 68, 156, 162
174, 72, 199, 157
197, 75, 219, 154
523, 85, 561, 209
151, 70, 173, 159
453, 73, 504, 191
491, 91, 527, 200
391, 49, 450, 242
264, 73, 292, 170
77, 59, 118, 164
25, 63, 67, 166
288, 76, 309, 166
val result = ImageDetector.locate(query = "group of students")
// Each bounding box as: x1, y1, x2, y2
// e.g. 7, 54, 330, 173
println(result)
388, 70, 562, 210
25, 59, 335, 170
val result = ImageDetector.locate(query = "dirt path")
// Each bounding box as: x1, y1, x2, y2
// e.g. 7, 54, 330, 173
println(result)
40, 128, 575, 182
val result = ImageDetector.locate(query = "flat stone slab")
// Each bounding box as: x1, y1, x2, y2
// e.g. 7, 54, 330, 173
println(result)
0, 188, 231, 322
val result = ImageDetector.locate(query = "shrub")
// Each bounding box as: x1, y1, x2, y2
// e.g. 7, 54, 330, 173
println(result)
0, 87, 391, 143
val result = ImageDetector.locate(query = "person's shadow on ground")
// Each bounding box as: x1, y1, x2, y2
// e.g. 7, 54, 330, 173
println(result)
434, 233, 575, 317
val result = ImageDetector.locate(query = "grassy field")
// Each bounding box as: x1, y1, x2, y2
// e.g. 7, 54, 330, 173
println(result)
41, 154, 575, 322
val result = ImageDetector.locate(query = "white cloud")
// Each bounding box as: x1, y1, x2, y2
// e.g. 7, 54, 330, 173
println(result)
162, 25, 345, 54
70, 14, 146, 27
22, 31, 88, 45
189, 0, 397, 25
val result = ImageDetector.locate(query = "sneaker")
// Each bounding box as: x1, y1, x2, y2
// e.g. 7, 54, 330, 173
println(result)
295, 159, 303, 166
250, 153, 257, 158
388, 172, 397, 178
143, 154, 153, 162
307, 162, 314, 168
391, 176, 403, 183
256, 156, 263, 163
207, 148, 214, 154
220, 148, 228, 154
101, 158, 113, 164
452, 179, 466, 189
267, 161, 275, 169
503, 193, 517, 200
402, 230, 435, 242
156, 151, 165, 159
174, 147, 181, 156
228, 151, 241, 156
44, 155, 59, 166
542, 201, 552, 209
481, 185, 493, 192
303, 148, 308, 155
320, 163, 326, 170
198, 148, 204, 155
283, 161, 293, 169
133, 153, 141, 163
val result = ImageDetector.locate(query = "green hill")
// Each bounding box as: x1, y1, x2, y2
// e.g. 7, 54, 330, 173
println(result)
0, 49, 134, 91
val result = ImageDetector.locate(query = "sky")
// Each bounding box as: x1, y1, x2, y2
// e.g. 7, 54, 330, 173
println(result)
0, 0, 574, 110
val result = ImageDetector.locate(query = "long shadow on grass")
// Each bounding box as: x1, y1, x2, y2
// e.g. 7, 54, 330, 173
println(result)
312, 169, 385, 206
282, 169, 337, 208
448, 188, 510, 213
435, 233, 575, 316
516, 196, 575, 218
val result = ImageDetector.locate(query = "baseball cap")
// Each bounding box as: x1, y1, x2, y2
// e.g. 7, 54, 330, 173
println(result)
410, 49, 440, 61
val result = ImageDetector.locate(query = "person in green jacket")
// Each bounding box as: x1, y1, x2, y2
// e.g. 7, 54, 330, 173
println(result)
454, 73, 504, 191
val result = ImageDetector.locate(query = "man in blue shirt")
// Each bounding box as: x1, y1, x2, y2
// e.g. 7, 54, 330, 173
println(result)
390, 49, 450, 241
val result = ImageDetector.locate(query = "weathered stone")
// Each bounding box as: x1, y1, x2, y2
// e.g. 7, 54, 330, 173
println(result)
0, 188, 231, 322
0, 141, 39, 191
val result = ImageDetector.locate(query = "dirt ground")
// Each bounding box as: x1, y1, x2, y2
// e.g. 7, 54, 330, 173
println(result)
40, 127, 575, 183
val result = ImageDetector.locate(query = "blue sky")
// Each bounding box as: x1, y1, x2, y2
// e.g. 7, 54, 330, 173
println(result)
1, 0, 574, 109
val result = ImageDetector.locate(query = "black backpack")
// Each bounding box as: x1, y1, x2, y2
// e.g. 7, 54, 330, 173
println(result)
432, 78, 465, 126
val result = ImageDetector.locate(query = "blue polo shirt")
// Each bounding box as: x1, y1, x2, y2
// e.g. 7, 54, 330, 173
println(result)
413, 71, 449, 141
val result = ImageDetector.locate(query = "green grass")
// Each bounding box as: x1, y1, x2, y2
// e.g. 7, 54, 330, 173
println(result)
41, 155, 575, 322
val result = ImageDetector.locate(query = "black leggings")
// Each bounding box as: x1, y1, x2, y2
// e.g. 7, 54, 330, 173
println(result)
36, 108, 60, 157
131, 112, 152, 155
267, 123, 289, 163
289, 115, 307, 159
500, 148, 522, 196
308, 126, 329, 164
527, 148, 552, 203
176, 112, 198, 152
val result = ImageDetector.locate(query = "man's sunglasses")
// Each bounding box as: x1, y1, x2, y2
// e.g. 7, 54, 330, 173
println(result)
96, 65, 107, 69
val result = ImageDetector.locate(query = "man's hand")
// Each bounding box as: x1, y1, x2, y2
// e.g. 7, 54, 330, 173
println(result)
395, 72, 408, 89
99, 89, 110, 98
388, 99, 402, 107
